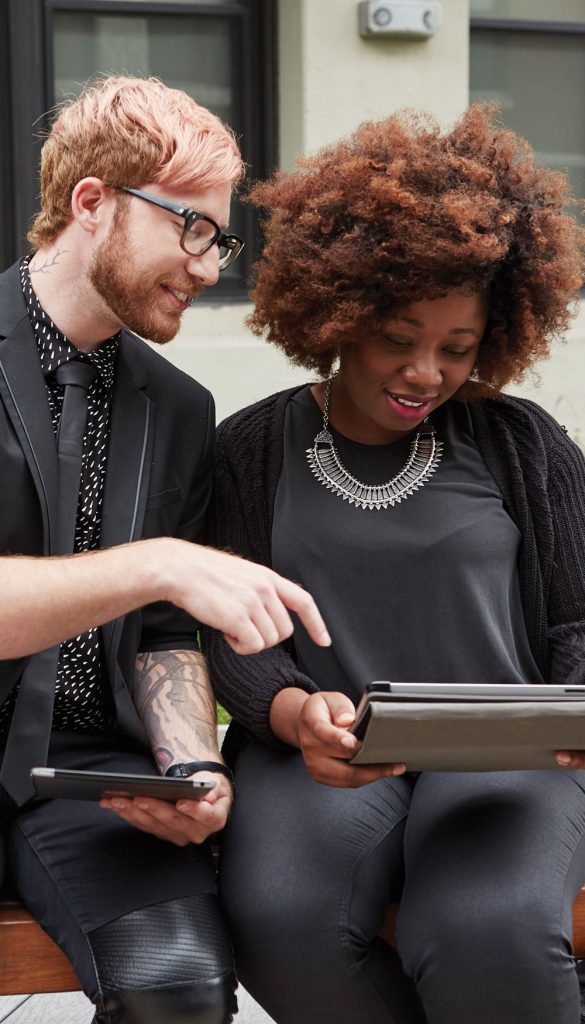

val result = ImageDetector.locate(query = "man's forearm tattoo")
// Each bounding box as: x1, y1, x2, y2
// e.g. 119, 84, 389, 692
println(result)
134, 650, 218, 772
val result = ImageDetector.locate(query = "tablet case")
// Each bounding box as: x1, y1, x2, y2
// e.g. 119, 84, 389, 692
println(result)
350, 698, 585, 771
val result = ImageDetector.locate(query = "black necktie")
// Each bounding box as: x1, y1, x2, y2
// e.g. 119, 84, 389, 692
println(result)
54, 361, 97, 552
0, 360, 97, 804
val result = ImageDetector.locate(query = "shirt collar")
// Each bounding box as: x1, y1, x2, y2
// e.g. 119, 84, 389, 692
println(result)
20, 256, 119, 389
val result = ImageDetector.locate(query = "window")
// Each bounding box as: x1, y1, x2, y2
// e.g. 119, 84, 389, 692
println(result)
470, 2, 585, 221
0, 0, 276, 298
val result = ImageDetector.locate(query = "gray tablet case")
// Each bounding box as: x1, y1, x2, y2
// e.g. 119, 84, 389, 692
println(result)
350, 699, 585, 771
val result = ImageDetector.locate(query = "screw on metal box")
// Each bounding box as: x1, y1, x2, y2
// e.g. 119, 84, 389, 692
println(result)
373, 6, 392, 26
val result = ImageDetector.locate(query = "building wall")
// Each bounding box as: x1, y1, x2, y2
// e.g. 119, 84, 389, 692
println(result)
159, 0, 585, 440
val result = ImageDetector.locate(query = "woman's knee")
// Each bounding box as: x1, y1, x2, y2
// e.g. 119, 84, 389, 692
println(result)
398, 889, 571, 987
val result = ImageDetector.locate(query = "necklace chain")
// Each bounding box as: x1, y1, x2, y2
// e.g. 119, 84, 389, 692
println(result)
306, 378, 443, 511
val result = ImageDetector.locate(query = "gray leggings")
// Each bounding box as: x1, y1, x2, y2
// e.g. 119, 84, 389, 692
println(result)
219, 741, 585, 1024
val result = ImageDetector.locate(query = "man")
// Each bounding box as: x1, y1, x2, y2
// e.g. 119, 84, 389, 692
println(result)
0, 75, 330, 1024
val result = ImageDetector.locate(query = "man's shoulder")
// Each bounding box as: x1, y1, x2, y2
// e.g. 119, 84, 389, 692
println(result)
119, 330, 212, 406
0, 261, 28, 337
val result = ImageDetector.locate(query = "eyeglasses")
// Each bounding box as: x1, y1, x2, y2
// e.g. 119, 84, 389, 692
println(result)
108, 185, 245, 271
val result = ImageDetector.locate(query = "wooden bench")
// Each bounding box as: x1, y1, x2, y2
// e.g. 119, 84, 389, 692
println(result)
2, 889, 585, 998
0, 898, 81, 995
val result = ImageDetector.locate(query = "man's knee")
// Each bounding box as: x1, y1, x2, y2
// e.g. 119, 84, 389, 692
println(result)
88, 894, 236, 1023
93, 976, 238, 1024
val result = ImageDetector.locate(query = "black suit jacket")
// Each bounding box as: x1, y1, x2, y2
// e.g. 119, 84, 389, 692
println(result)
0, 261, 215, 748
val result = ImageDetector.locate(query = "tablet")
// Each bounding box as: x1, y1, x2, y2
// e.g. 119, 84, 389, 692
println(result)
350, 682, 585, 771
31, 767, 216, 803
360, 681, 585, 704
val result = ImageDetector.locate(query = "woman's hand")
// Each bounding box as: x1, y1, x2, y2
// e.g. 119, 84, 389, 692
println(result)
556, 751, 585, 770
270, 688, 405, 788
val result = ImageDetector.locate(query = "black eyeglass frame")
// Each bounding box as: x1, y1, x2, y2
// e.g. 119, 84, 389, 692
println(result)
107, 185, 245, 271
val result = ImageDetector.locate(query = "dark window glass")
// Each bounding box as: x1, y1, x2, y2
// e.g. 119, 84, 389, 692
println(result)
0, 0, 275, 298
470, 22, 585, 221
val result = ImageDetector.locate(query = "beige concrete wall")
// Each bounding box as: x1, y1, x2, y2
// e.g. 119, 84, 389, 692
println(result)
160, 0, 585, 441
508, 303, 585, 446
279, 0, 470, 169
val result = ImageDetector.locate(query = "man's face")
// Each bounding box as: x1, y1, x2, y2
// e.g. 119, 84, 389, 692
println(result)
89, 180, 233, 344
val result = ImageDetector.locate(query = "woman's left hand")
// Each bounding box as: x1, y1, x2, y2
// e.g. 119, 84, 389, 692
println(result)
556, 751, 585, 769
296, 691, 406, 788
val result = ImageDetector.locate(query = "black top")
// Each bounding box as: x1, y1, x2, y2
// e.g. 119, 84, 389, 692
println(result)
204, 385, 585, 761
273, 387, 543, 698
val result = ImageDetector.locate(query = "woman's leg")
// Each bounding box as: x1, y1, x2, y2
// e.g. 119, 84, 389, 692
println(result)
219, 740, 423, 1024
397, 770, 585, 1024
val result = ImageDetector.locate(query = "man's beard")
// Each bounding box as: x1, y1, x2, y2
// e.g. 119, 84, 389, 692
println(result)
89, 209, 192, 345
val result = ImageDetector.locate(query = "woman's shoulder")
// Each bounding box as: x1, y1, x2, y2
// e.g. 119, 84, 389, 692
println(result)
468, 393, 584, 478
471, 393, 575, 444
216, 384, 308, 446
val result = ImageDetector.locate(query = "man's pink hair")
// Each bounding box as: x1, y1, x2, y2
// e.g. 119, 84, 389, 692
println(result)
28, 75, 245, 249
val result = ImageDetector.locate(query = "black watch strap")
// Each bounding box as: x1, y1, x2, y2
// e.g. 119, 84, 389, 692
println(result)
164, 761, 234, 786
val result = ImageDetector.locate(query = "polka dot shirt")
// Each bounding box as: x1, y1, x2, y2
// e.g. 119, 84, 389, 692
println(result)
0, 259, 120, 736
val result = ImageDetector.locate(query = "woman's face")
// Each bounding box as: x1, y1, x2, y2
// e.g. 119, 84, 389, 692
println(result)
334, 290, 488, 444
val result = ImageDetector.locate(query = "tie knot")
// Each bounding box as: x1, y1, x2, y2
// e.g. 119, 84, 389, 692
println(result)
55, 360, 97, 391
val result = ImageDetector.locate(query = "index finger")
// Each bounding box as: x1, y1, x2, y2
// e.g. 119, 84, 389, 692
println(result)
276, 578, 331, 647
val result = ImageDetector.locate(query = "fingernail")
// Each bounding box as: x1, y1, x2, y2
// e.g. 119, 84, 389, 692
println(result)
112, 799, 126, 810
340, 734, 356, 748
136, 800, 149, 810
557, 753, 572, 766
321, 630, 332, 646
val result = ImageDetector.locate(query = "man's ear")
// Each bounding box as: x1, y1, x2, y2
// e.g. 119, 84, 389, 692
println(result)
71, 178, 112, 235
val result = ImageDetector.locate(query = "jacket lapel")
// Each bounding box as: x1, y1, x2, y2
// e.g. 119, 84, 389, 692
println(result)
0, 269, 58, 553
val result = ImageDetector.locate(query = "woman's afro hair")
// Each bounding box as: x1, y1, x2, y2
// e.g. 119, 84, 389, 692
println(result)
246, 104, 585, 396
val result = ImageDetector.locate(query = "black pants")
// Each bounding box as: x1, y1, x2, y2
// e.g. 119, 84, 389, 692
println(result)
219, 740, 585, 1024
0, 731, 236, 1023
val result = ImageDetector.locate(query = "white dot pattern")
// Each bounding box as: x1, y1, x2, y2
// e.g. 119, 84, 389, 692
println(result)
0, 259, 120, 736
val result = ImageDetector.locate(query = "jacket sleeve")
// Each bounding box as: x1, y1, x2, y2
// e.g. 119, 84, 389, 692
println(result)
138, 390, 215, 653
545, 428, 585, 686
204, 423, 320, 749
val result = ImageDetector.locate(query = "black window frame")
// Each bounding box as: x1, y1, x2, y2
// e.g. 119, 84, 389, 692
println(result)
470, 17, 585, 34
0, 0, 277, 300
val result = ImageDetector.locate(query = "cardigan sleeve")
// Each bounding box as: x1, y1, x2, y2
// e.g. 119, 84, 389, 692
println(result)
204, 406, 320, 749
469, 394, 585, 683
544, 428, 585, 686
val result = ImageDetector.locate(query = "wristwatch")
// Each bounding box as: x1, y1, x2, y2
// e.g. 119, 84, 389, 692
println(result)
164, 760, 234, 786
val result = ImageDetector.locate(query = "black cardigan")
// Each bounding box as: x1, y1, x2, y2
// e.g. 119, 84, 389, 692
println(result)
206, 386, 585, 760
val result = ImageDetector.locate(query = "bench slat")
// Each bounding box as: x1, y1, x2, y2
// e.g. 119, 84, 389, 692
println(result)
0, 902, 80, 995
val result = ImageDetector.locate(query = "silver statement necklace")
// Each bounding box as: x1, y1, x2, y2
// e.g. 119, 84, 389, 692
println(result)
306, 378, 443, 511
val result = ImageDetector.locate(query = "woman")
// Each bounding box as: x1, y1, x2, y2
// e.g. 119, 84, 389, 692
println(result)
206, 105, 585, 1024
